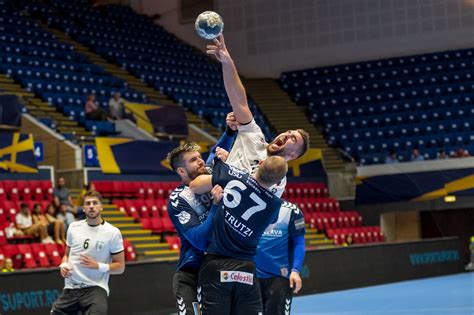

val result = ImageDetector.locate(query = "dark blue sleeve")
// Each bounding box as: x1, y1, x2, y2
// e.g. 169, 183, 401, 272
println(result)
183, 204, 218, 251
288, 205, 306, 237
206, 127, 237, 166
288, 203, 305, 272
291, 234, 305, 272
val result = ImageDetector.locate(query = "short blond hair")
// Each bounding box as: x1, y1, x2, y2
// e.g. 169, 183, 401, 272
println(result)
257, 156, 288, 187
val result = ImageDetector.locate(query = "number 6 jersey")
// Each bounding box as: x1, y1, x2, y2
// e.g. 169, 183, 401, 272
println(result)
65, 220, 124, 295
206, 159, 282, 260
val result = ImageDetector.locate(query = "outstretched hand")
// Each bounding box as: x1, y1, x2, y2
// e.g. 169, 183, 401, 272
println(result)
206, 34, 232, 64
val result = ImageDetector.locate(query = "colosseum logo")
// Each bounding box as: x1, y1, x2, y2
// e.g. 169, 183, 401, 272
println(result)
220, 271, 253, 285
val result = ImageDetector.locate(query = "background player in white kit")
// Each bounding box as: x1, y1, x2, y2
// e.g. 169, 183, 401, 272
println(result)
51, 191, 125, 315
206, 34, 310, 197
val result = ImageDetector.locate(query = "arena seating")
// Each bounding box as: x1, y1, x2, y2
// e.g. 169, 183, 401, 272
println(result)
0, 0, 146, 137
281, 48, 474, 164
21, 0, 275, 140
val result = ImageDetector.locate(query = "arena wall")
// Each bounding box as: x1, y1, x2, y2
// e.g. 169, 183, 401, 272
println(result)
0, 237, 465, 315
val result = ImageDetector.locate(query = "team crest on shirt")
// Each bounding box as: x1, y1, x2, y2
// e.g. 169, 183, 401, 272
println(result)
95, 241, 105, 251
280, 267, 288, 277
176, 211, 191, 225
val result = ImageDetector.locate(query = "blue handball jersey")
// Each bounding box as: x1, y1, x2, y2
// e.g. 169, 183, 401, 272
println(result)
167, 185, 212, 271
206, 159, 283, 260
255, 201, 306, 278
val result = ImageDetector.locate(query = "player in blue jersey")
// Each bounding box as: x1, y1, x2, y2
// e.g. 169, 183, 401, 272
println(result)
166, 143, 225, 315
190, 156, 288, 315
256, 201, 306, 315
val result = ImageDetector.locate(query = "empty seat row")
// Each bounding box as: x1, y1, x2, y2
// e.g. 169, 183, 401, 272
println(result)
0, 180, 53, 202
327, 227, 385, 245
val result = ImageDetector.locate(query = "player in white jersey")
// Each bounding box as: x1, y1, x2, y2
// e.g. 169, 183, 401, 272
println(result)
206, 34, 310, 197
51, 191, 125, 315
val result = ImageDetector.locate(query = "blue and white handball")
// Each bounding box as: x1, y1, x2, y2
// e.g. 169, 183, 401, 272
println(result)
195, 11, 224, 40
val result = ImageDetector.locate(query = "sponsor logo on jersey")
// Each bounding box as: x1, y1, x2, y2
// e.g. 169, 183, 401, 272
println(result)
294, 218, 305, 230
220, 271, 253, 285
263, 229, 283, 237
280, 267, 288, 277
176, 211, 191, 225
224, 210, 253, 237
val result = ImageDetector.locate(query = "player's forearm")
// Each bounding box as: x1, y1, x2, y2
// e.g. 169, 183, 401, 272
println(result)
189, 174, 213, 194
222, 60, 252, 123
184, 204, 218, 251
291, 235, 306, 272
108, 261, 125, 274
61, 255, 69, 264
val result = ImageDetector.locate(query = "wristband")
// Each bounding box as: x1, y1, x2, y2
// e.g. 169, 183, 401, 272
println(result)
98, 263, 110, 273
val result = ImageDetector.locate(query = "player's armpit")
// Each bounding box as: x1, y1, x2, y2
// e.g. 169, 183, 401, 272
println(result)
189, 174, 213, 194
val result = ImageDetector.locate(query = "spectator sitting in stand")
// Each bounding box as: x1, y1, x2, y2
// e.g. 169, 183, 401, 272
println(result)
453, 147, 470, 158
411, 148, 425, 162
57, 203, 76, 230
385, 150, 399, 164
53, 177, 77, 226
15, 203, 50, 243
2, 258, 14, 272
108, 92, 125, 120
437, 149, 449, 160
85, 94, 107, 121
32, 203, 66, 245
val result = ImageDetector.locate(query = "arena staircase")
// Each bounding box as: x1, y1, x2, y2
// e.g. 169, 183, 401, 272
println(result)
0, 73, 94, 139
305, 227, 336, 249
100, 204, 179, 261
36, 21, 221, 141
244, 78, 345, 171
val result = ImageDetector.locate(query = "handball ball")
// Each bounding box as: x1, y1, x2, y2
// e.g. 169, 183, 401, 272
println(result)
195, 11, 224, 40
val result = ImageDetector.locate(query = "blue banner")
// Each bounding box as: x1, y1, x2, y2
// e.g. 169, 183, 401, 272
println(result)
34, 142, 43, 162
356, 166, 474, 204
83, 144, 99, 167
95, 138, 179, 174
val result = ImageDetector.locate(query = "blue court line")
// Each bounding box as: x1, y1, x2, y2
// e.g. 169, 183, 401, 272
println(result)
292, 273, 474, 315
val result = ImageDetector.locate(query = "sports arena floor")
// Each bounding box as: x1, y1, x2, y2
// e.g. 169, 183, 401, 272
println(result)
292, 273, 473, 315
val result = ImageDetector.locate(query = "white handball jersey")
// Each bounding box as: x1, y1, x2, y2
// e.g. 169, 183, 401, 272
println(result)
226, 119, 287, 197
65, 220, 124, 295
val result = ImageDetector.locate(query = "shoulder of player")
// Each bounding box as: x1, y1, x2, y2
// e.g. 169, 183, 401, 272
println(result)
68, 220, 87, 229
167, 186, 195, 210
103, 221, 122, 234
281, 201, 302, 216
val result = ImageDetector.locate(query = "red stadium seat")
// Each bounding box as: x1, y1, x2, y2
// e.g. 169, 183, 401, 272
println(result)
2, 244, 21, 269
43, 243, 62, 266
122, 239, 136, 261
151, 217, 163, 233
0, 228, 7, 245
31, 243, 50, 267
0, 183, 6, 202
17, 244, 37, 269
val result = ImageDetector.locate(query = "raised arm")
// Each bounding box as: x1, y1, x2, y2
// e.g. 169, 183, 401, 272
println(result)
207, 34, 253, 124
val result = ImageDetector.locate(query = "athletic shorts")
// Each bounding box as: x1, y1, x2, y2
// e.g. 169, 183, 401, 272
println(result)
51, 286, 107, 315
258, 276, 292, 315
173, 269, 200, 315
198, 254, 262, 315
